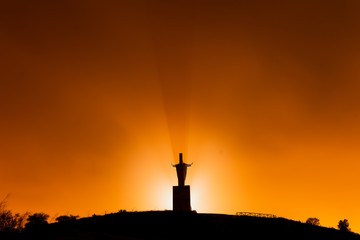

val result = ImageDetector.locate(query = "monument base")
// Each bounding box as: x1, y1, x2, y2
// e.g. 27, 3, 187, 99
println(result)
173, 185, 191, 211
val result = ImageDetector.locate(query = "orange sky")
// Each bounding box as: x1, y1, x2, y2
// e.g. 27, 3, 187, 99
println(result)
1, 0, 360, 232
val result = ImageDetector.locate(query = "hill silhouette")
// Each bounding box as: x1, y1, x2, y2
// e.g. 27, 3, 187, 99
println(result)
3, 211, 360, 240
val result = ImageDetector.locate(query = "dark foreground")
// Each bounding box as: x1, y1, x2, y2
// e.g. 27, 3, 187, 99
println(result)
2, 211, 360, 240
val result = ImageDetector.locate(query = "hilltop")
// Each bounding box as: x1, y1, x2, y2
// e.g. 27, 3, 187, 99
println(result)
3, 211, 360, 240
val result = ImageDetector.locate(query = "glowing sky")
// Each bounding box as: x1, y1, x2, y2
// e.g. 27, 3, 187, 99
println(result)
1, 0, 360, 232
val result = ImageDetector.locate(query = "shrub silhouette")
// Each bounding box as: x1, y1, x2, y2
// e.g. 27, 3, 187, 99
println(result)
0, 197, 28, 232
306, 217, 320, 226
338, 219, 350, 232
25, 213, 49, 229
55, 214, 79, 223
0, 209, 17, 232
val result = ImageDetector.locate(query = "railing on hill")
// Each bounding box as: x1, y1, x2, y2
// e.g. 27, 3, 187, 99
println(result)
236, 212, 277, 218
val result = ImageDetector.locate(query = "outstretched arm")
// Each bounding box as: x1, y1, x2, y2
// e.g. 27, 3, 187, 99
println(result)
187, 162, 193, 167
171, 163, 176, 167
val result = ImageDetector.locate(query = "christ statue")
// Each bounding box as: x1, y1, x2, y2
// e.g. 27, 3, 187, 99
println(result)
172, 153, 192, 187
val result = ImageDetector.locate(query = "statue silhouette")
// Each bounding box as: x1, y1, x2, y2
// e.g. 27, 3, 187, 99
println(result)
172, 153, 192, 186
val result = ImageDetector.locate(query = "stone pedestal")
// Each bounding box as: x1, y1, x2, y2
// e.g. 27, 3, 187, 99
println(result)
173, 185, 191, 211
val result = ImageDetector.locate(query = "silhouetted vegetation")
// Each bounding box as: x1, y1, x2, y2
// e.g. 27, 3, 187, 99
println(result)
25, 213, 49, 229
55, 214, 79, 223
338, 219, 351, 232
0, 197, 28, 232
306, 217, 320, 226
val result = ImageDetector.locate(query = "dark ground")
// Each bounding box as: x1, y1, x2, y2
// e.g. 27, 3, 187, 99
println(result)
2, 211, 360, 240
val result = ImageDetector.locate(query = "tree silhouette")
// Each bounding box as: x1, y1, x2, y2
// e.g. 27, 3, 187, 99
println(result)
338, 219, 351, 232
55, 214, 79, 223
0, 196, 28, 232
306, 217, 320, 226
12, 213, 28, 231
0, 209, 17, 232
25, 213, 49, 229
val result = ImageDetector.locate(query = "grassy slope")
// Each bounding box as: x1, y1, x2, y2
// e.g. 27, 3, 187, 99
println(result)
14, 211, 360, 240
